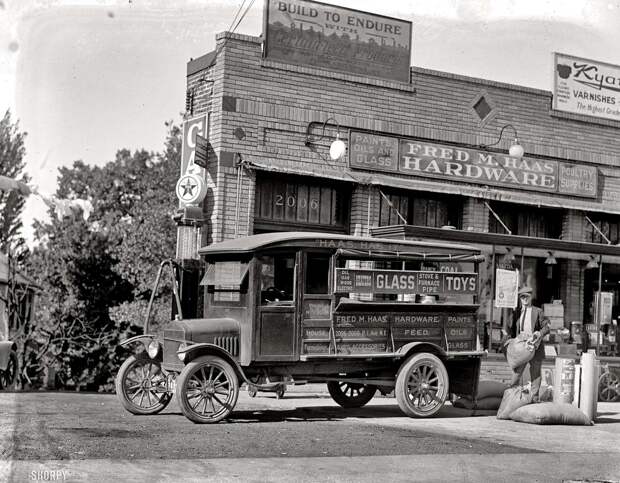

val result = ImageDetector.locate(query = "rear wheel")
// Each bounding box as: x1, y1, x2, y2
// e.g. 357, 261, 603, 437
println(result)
0, 350, 18, 390
115, 354, 172, 415
598, 371, 620, 402
327, 381, 377, 408
176, 355, 239, 423
395, 352, 449, 418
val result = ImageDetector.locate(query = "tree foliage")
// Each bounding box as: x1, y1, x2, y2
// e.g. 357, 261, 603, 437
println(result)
25, 121, 181, 390
0, 110, 30, 260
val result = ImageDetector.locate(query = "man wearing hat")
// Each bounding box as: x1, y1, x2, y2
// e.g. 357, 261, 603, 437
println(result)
503, 286, 550, 401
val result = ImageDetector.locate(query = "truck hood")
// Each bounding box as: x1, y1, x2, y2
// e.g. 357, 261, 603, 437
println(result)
170, 318, 240, 343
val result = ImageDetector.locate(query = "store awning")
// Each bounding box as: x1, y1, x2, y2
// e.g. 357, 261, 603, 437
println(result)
363, 172, 620, 216
247, 160, 357, 184
247, 160, 619, 216
372, 225, 620, 264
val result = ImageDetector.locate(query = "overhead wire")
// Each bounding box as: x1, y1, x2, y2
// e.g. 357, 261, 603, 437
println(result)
212, 0, 257, 61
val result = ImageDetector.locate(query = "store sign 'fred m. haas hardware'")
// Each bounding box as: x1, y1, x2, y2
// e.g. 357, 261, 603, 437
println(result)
264, 0, 412, 83
349, 131, 598, 198
335, 268, 477, 295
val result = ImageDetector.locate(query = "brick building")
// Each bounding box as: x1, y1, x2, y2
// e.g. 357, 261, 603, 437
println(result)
180, 30, 620, 352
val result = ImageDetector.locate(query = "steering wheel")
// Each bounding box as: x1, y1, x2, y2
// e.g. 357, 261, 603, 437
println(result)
262, 286, 287, 303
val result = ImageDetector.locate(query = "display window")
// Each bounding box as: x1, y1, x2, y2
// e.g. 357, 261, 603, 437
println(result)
378, 189, 463, 228
488, 201, 563, 239
254, 174, 350, 233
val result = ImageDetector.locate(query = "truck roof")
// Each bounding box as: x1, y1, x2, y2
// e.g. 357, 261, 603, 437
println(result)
198, 232, 481, 259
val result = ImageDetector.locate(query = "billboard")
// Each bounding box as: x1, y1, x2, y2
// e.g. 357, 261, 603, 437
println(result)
553, 52, 620, 122
264, 0, 412, 82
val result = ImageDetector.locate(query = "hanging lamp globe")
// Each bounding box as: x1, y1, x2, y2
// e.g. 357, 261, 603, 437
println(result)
329, 135, 347, 160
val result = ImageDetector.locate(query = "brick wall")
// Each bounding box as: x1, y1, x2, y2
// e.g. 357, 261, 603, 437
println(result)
463, 198, 489, 233
186, 33, 620, 246
183, 32, 620, 328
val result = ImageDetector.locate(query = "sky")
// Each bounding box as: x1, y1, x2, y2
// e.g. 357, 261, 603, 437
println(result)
2, 0, 620, 245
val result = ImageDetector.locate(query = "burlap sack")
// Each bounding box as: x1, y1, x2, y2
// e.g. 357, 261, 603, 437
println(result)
510, 402, 593, 426
453, 396, 502, 410
497, 385, 533, 420
505, 334, 536, 370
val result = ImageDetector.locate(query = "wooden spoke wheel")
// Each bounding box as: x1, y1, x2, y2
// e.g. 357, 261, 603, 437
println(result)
395, 353, 449, 418
327, 380, 377, 408
0, 350, 18, 390
598, 371, 620, 402
176, 355, 239, 424
115, 354, 172, 415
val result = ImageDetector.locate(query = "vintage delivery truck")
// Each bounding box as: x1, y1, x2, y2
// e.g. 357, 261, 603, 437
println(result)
116, 232, 485, 423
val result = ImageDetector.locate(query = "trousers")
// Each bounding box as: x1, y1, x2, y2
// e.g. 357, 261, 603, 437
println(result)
510, 357, 542, 398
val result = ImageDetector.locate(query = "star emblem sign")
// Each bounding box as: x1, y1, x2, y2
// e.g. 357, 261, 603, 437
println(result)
181, 178, 197, 198
176, 173, 205, 205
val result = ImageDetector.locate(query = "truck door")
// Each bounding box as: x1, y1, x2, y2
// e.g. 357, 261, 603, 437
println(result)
256, 252, 298, 361
299, 252, 333, 357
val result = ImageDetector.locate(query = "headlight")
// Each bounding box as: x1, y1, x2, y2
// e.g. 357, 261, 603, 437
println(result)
178, 343, 187, 362
147, 340, 161, 359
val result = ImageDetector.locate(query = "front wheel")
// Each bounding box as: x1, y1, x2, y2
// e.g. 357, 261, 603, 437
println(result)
327, 381, 377, 408
0, 350, 18, 390
176, 355, 239, 423
395, 352, 449, 418
115, 354, 172, 415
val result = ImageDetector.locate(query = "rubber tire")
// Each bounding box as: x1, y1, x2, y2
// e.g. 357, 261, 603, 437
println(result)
115, 354, 172, 415
598, 371, 620, 402
327, 380, 377, 408
395, 352, 449, 418
0, 350, 18, 390
176, 355, 239, 424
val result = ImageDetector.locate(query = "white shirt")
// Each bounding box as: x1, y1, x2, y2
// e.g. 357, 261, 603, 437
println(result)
520, 307, 533, 336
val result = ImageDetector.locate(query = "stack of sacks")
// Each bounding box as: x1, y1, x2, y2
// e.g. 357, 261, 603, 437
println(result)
496, 385, 593, 425
452, 380, 507, 410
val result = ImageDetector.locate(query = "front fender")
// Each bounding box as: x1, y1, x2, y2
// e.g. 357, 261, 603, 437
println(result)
177, 343, 248, 382
0, 341, 17, 371
396, 341, 446, 361
119, 335, 157, 352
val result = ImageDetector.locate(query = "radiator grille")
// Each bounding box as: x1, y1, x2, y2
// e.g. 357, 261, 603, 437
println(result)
163, 329, 185, 366
214, 336, 239, 356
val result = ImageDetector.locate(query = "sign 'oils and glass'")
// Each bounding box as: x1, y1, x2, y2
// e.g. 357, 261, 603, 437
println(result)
348, 131, 598, 198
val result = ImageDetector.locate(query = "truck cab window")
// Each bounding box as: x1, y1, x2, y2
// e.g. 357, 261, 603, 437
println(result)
306, 254, 330, 294
259, 254, 295, 305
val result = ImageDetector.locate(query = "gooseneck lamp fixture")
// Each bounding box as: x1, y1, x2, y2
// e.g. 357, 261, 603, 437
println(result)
503, 247, 516, 264
305, 118, 347, 161
544, 251, 557, 265
480, 124, 524, 158
586, 256, 600, 269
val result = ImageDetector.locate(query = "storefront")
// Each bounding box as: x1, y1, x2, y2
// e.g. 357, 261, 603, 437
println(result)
178, 2, 620, 357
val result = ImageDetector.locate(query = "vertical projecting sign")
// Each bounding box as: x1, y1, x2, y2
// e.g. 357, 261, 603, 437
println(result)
181, 114, 209, 175
177, 113, 209, 206
264, 0, 412, 83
